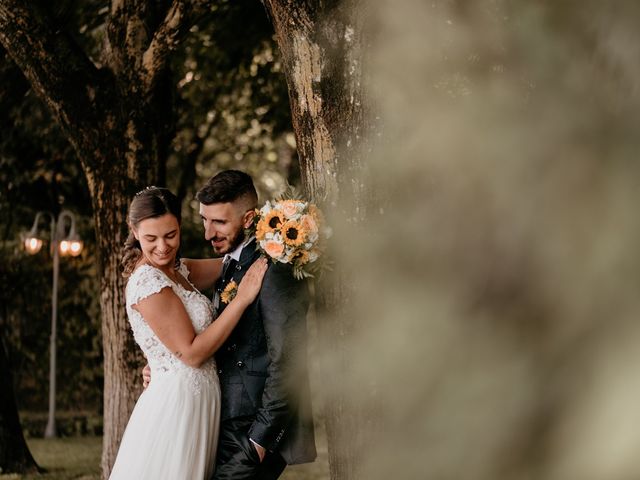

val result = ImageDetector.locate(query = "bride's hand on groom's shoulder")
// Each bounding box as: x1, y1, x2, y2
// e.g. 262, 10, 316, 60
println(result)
235, 258, 268, 307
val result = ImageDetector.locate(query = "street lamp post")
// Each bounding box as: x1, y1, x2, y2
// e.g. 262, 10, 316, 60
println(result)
22, 210, 83, 438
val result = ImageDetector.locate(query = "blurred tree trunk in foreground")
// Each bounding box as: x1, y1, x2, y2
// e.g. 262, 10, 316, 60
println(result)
0, 1, 208, 477
0, 332, 40, 474
310, 2, 640, 480
263, 1, 374, 478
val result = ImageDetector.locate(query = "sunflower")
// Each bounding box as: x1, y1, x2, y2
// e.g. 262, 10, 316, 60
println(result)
220, 280, 238, 304
264, 209, 284, 230
254, 195, 328, 280
281, 220, 307, 247
293, 249, 310, 266
255, 218, 271, 241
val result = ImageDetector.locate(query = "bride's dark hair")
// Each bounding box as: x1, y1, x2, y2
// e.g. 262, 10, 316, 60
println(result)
121, 186, 182, 277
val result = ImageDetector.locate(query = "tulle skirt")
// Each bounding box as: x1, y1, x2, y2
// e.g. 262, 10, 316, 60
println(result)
109, 370, 221, 480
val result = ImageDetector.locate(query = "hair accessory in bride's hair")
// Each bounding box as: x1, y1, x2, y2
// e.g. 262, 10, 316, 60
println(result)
135, 186, 159, 196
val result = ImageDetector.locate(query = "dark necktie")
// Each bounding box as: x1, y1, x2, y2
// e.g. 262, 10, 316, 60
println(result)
222, 256, 236, 280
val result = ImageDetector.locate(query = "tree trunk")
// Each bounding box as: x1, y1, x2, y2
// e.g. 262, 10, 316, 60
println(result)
87, 161, 150, 478
0, 1, 208, 477
263, 1, 372, 478
0, 330, 41, 475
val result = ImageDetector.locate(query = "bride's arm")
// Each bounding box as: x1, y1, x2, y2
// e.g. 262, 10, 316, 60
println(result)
182, 258, 223, 291
134, 258, 267, 368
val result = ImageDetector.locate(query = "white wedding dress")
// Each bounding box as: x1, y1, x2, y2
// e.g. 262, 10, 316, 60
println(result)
109, 261, 220, 480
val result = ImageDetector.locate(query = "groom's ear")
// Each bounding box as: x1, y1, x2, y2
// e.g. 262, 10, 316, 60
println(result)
242, 209, 256, 229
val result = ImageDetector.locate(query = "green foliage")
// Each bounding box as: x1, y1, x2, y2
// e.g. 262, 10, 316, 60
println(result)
0, 0, 300, 417
167, 0, 300, 210
19, 411, 103, 438
0, 43, 100, 412
0, 242, 102, 413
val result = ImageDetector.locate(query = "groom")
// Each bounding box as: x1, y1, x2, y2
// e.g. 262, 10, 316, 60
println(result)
196, 170, 316, 479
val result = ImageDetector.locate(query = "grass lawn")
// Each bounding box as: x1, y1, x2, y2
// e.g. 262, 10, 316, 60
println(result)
1, 427, 328, 479
0, 437, 102, 480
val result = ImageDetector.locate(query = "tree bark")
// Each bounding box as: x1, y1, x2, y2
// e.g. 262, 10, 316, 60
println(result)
0, 1, 209, 477
0, 329, 41, 475
263, 1, 372, 478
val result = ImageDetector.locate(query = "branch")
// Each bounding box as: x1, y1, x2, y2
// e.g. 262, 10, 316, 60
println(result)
141, 0, 210, 93
105, 0, 149, 78
0, 0, 101, 150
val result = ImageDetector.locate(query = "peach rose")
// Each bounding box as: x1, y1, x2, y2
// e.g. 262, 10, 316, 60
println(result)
281, 201, 299, 218
263, 240, 285, 259
300, 214, 318, 234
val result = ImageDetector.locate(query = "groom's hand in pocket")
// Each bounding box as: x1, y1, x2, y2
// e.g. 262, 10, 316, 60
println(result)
250, 439, 266, 462
142, 364, 151, 389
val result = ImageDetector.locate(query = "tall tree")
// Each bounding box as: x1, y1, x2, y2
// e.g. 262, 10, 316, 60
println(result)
0, 1, 209, 476
0, 330, 40, 475
262, 1, 373, 478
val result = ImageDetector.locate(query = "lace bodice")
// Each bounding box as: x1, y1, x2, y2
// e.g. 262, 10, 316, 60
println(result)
125, 261, 217, 394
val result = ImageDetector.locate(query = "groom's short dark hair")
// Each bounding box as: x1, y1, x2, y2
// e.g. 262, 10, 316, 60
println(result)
196, 169, 258, 208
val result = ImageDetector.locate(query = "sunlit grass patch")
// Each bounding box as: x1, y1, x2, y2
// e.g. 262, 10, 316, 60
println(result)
0, 437, 101, 480
0, 423, 328, 480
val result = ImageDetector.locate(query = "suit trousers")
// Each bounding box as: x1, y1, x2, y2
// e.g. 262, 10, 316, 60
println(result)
212, 416, 287, 480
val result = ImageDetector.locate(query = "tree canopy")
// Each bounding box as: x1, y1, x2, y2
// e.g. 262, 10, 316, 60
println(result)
0, 0, 294, 435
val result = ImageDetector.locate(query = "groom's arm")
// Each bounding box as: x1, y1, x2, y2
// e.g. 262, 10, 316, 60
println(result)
249, 262, 310, 453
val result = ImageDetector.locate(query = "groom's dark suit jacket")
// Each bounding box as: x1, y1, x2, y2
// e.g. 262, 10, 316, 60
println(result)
213, 238, 316, 465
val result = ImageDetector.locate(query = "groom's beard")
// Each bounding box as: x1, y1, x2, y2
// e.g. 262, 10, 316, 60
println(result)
212, 228, 245, 255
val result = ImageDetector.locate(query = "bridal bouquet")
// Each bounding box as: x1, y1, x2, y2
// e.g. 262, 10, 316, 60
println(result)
254, 190, 330, 280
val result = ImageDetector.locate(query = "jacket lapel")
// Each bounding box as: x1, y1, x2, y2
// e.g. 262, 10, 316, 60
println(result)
238, 238, 258, 268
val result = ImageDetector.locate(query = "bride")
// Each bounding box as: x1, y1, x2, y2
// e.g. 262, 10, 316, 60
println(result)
108, 186, 267, 480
